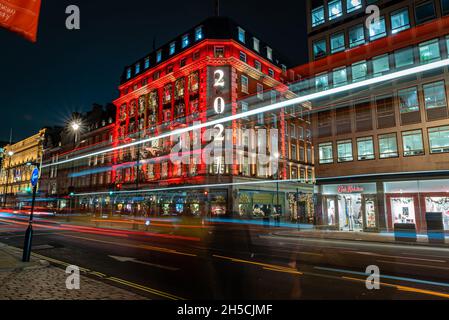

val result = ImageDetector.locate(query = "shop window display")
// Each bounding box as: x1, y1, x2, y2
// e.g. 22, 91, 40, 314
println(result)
337, 194, 363, 231
391, 197, 416, 224
426, 197, 449, 230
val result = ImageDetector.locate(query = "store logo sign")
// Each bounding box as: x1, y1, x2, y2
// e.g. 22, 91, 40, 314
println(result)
337, 185, 364, 193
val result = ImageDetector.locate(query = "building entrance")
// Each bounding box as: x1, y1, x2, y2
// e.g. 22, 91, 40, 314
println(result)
337, 194, 363, 231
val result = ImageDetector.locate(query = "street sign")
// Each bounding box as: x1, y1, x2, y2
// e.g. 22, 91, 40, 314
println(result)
30, 168, 39, 187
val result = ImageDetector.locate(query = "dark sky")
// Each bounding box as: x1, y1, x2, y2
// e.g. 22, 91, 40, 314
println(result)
0, 0, 307, 142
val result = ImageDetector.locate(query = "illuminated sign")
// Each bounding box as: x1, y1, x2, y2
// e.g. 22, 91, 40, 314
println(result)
208, 66, 230, 116
337, 185, 364, 193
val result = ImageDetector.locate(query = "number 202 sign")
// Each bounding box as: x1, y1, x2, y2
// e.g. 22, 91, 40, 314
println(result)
213, 69, 225, 114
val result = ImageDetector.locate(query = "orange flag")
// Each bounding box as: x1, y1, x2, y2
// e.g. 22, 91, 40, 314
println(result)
0, 0, 41, 42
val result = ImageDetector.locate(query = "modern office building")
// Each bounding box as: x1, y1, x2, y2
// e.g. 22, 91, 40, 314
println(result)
295, 0, 449, 232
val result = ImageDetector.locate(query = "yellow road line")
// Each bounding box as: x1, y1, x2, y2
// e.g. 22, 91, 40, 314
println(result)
61, 233, 196, 257
342, 276, 449, 299
108, 276, 184, 300
263, 267, 303, 275
213, 254, 299, 273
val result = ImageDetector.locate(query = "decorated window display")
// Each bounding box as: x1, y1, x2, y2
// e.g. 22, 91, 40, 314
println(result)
174, 78, 185, 100
129, 100, 137, 117
175, 102, 185, 118
391, 197, 415, 224
138, 96, 146, 114
189, 71, 199, 94
148, 91, 158, 113
426, 197, 449, 230
365, 199, 376, 228
119, 104, 127, 121
163, 84, 172, 104
190, 99, 199, 114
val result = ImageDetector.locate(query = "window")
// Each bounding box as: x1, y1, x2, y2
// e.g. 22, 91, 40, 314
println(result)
376, 95, 396, 128
254, 60, 262, 71
182, 34, 189, 48
419, 39, 440, 63
333, 67, 347, 86
443, 0, 449, 15
239, 51, 247, 63
351, 60, 367, 81
144, 57, 150, 69
394, 47, 414, 68
313, 39, 327, 59
135, 63, 140, 74
319, 142, 333, 164
311, 6, 325, 27
241, 75, 249, 93
253, 37, 260, 52
299, 146, 305, 162
257, 83, 263, 100
195, 26, 203, 41
291, 144, 297, 160
290, 124, 296, 138
337, 140, 353, 162
398, 87, 419, 113
169, 42, 175, 55
214, 46, 224, 58
330, 32, 345, 53
429, 126, 449, 153
347, 0, 362, 12
328, 0, 342, 20
298, 126, 304, 139
126, 68, 131, 79
267, 47, 273, 60
268, 68, 274, 78
241, 101, 249, 118
423, 81, 447, 109
415, 1, 436, 24
402, 130, 424, 156
379, 133, 398, 158
391, 8, 410, 33
372, 54, 390, 76
193, 51, 200, 60
357, 137, 375, 160
156, 50, 162, 63
369, 16, 386, 40
315, 72, 329, 90
270, 91, 277, 103
180, 58, 186, 67
238, 27, 245, 43
153, 71, 160, 80
349, 24, 365, 48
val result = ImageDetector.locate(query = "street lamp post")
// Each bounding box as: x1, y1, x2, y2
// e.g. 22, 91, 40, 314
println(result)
3, 151, 14, 208
68, 120, 81, 219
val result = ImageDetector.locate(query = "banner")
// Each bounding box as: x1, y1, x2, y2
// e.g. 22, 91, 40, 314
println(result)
0, 0, 41, 42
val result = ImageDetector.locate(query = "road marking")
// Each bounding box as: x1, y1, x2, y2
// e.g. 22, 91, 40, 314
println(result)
60, 233, 197, 257
31, 252, 90, 272
355, 251, 446, 263
376, 259, 449, 270
263, 267, 303, 275
109, 255, 179, 271
107, 276, 184, 300
342, 276, 449, 299
213, 254, 301, 274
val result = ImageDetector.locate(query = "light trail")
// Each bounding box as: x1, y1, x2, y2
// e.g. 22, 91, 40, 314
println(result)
42, 58, 449, 169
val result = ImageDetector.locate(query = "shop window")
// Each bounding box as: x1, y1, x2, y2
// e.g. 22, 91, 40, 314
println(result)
311, 6, 325, 27
372, 54, 390, 76
428, 126, 449, 153
376, 95, 396, 129
399, 87, 421, 124
394, 47, 414, 68
239, 51, 247, 63
391, 197, 416, 224
347, 0, 362, 13
369, 16, 386, 41
349, 24, 365, 48
182, 34, 189, 48
330, 32, 345, 53
426, 197, 449, 230
195, 26, 203, 41
214, 46, 225, 58
337, 140, 353, 162
333, 67, 347, 87
351, 60, 367, 81
357, 136, 375, 160
313, 39, 327, 59
402, 130, 424, 156
379, 133, 398, 158
241, 75, 249, 93
391, 8, 410, 34
238, 27, 245, 43
419, 39, 441, 63
315, 72, 329, 91
319, 142, 333, 164
328, 0, 342, 20
415, 1, 436, 25
169, 42, 175, 55
423, 81, 448, 120
253, 37, 260, 52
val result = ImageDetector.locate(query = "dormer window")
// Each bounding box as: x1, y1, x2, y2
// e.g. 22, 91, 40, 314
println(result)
144, 57, 150, 69
182, 34, 189, 48
195, 26, 203, 41
135, 63, 140, 75
253, 37, 260, 52
126, 68, 131, 79
238, 27, 245, 43
169, 42, 176, 55
156, 50, 162, 63
266, 46, 273, 60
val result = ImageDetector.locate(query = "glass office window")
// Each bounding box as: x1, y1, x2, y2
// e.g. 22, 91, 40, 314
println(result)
369, 16, 386, 41
419, 39, 441, 63
328, 0, 342, 20
379, 133, 398, 158
357, 137, 375, 160
315, 73, 329, 91
337, 140, 353, 162
331, 32, 345, 53
394, 47, 414, 68
372, 54, 390, 76
415, 1, 436, 24
402, 130, 424, 156
398, 87, 419, 113
423, 81, 447, 109
429, 126, 449, 153
391, 8, 410, 33
352, 60, 367, 81
313, 39, 327, 59
319, 142, 334, 164
349, 24, 365, 47
312, 6, 325, 27
333, 67, 347, 87
347, 0, 362, 13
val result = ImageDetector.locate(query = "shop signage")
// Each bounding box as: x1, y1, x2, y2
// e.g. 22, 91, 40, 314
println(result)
337, 185, 364, 193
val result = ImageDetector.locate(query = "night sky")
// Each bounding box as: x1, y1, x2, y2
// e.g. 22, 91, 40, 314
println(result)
0, 0, 307, 142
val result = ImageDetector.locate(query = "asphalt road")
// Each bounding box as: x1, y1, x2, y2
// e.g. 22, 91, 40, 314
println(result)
1, 216, 449, 300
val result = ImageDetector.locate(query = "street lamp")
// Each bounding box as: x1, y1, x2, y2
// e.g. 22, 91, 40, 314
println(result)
3, 150, 14, 208
69, 119, 81, 219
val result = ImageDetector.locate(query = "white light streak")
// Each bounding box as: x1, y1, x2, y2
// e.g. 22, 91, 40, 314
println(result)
43, 59, 449, 169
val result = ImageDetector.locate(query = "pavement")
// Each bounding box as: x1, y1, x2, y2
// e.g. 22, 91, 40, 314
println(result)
0, 242, 147, 300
